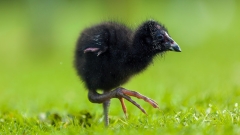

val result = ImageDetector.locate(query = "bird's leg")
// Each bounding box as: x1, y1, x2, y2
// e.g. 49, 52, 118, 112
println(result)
88, 90, 112, 126
88, 87, 159, 124
103, 91, 110, 127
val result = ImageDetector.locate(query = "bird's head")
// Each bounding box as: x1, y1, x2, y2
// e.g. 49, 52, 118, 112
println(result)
136, 20, 181, 53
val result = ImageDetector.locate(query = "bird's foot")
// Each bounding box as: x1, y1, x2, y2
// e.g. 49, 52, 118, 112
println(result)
115, 87, 159, 116
87, 88, 159, 126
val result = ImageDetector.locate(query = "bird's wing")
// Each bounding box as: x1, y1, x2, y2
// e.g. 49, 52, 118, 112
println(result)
83, 31, 109, 56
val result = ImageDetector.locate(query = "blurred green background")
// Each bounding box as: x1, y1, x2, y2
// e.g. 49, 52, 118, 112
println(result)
0, 0, 240, 118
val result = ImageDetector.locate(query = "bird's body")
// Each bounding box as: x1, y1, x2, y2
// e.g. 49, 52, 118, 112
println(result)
74, 20, 181, 126
75, 22, 156, 91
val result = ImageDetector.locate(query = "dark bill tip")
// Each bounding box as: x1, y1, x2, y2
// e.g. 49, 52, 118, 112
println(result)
169, 42, 181, 52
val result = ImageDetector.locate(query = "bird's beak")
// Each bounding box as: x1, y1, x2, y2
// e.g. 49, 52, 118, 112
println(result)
164, 32, 181, 52
169, 42, 181, 52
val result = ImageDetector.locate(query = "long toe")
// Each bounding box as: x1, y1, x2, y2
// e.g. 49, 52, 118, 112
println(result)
115, 87, 159, 114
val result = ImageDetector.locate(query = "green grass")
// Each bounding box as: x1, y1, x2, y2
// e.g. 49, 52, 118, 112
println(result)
0, 1, 240, 134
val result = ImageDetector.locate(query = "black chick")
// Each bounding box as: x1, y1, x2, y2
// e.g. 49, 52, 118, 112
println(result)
74, 20, 181, 126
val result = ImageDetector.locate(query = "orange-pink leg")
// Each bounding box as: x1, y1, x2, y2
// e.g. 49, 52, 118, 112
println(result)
88, 87, 159, 126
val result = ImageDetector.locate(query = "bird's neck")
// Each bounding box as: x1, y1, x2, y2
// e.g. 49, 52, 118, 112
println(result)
125, 36, 156, 74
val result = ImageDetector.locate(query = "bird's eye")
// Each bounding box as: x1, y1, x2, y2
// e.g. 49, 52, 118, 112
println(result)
157, 34, 164, 41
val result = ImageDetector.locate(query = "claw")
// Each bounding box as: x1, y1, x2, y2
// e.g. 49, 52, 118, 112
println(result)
84, 48, 100, 53
84, 46, 107, 56
97, 51, 103, 56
